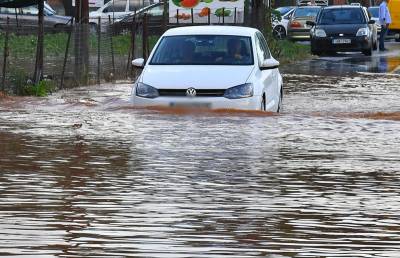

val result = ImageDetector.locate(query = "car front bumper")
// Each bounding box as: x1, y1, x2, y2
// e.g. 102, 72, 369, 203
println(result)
311, 36, 371, 52
131, 95, 263, 111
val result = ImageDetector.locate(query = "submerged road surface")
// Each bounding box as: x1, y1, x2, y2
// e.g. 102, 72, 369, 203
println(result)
1, 45, 400, 257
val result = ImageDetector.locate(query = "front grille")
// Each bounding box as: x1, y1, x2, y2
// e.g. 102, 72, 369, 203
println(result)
158, 89, 226, 97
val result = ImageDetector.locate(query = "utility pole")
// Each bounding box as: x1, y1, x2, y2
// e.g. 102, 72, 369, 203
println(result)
34, 0, 44, 84
74, 0, 90, 84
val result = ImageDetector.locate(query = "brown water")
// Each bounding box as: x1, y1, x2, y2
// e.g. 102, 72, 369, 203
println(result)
1, 72, 400, 257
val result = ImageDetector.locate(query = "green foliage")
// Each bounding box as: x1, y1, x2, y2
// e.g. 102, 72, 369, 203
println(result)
278, 40, 311, 63
8, 68, 29, 95
23, 80, 56, 97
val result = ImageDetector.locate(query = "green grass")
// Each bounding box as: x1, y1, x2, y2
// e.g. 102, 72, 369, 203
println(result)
277, 40, 311, 64
0, 32, 160, 57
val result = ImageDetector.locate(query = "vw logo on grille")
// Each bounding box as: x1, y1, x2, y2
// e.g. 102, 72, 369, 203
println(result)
186, 87, 197, 97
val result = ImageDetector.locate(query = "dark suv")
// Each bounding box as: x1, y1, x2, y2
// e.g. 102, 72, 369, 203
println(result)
308, 5, 377, 56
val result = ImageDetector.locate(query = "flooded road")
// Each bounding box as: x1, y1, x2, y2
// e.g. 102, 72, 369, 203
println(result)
1, 46, 400, 257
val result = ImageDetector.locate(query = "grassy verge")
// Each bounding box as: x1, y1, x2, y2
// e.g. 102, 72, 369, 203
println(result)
0, 33, 159, 57
269, 39, 311, 65
277, 40, 311, 64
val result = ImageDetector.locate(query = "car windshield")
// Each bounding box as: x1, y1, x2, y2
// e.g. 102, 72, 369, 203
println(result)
368, 7, 379, 18
150, 35, 254, 65
294, 7, 320, 18
319, 8, 365, 25
276, 6, 293, 15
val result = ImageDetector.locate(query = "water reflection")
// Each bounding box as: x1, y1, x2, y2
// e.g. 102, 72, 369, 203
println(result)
1, 73, 400, 257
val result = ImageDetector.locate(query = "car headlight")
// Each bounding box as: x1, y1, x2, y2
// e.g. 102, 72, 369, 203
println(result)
356, 28, 369, 36
224, 83, 253, 99
135, 82, 159, 98
315, 29, 327, 37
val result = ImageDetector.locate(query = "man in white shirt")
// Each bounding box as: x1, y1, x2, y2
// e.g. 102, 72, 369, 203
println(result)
379, 0, 392, 51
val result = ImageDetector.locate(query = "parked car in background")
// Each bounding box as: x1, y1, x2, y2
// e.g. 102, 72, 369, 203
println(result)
112, 2, 164, 34
308, 5, 377, 56
89, 0, 154, 26
362, 6, 378, 47
131, 26, 283, 112
0, 5, 71, 30
367, 6, 381, 34
272, 7, 295, 39
276, 6, 295, 16
287, 6, 321, 41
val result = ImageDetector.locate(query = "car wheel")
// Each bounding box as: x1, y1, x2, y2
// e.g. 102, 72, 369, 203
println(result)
273, 25, 286, 40
362, 44, 372, 56
396, 38, 400, 42
277, 88, 283, 113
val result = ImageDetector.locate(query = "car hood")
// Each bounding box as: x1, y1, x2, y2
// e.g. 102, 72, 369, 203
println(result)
141, 65, 254, 89
317, 24, 367, 35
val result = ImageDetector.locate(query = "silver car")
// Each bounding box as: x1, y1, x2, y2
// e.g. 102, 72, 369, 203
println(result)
0, 5, 71, 31
287, 6, 321, 41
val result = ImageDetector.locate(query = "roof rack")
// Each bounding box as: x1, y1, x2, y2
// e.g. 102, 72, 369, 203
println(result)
297, 0, 328, 6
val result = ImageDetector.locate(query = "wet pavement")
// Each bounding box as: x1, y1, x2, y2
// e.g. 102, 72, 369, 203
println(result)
1, 43, 400, 257
282, 42, 400, 76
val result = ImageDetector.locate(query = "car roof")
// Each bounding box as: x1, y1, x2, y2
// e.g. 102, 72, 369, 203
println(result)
296, 6, 321, 8
163, 26, 259, 37
322, 5, 363, 9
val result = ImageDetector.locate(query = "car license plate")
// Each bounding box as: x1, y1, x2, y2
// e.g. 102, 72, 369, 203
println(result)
333, 39, 351, 44
169, 102, 211, 109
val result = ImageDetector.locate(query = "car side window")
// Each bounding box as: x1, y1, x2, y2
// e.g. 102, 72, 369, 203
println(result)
146, 5, 163, 16
21, 6, 39, 15
106, 0, 127, 12
130, 0, 153, 11
0, 7, 17, 14
256, 33, 271, 61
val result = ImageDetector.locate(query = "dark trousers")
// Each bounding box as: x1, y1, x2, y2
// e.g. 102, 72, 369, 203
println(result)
380, 25, 388, 50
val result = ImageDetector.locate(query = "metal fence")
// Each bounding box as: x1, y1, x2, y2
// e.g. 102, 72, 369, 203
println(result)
0, 12, 245, 95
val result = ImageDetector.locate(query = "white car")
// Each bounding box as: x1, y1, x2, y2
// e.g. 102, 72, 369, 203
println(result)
272, 7, 295, 40
89, 0, 154, 25
131, 26, 283, 112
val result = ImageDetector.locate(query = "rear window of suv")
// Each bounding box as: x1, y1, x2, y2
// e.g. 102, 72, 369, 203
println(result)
318, 8, 366, 25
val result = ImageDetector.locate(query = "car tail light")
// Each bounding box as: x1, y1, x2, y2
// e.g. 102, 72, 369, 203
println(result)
290, 21, 302, 28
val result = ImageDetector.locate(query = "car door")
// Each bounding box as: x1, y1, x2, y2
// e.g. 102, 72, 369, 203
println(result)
255, 32, 279, 110
19, 6, 42, 29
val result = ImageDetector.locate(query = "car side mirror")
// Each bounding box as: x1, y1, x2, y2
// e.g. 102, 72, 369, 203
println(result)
132, 58, 145, 68
284, 16, 290, 20
306, 21, 316, 26
368, 20, 375, 24
260, 58, 280, 70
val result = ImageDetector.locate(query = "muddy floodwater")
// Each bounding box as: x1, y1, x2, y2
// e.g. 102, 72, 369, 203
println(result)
1, 52, 400, 257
